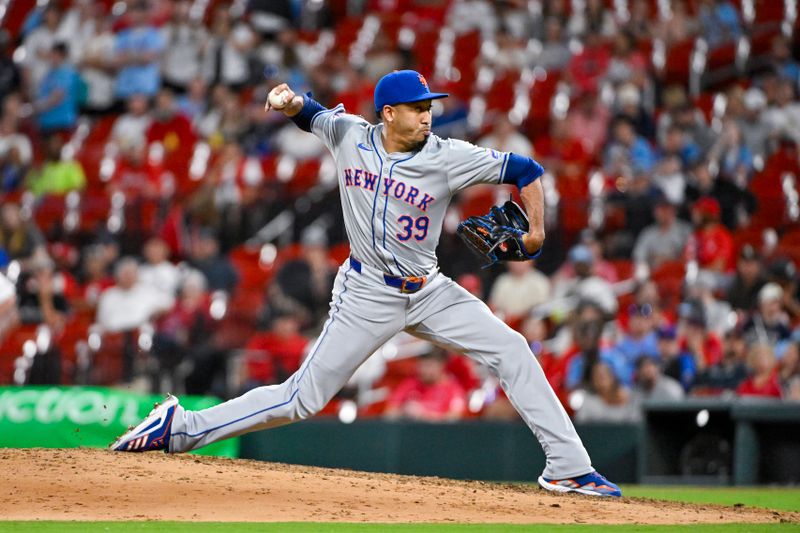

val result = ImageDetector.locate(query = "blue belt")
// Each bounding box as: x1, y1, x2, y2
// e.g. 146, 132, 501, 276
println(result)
349, 257, 427, 294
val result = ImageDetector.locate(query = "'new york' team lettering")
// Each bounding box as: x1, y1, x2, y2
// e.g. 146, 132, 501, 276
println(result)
343, 168, 435, 212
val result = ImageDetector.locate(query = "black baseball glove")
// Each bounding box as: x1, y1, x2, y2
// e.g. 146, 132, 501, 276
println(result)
457, 200, 542, 267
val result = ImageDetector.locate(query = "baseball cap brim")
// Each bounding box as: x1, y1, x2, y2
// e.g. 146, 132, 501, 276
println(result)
384, 92, 449, 108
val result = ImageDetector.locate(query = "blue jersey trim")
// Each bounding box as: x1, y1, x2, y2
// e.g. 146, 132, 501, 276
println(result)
499, 153, 509, 184
172, 265, 354, 439
502, 153, 544, 189
384, 154, 417, 276
368, 129, 394, 274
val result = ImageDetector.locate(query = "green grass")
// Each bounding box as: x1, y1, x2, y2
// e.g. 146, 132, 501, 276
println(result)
622, 486, 800, 513
0, 524, 798, 533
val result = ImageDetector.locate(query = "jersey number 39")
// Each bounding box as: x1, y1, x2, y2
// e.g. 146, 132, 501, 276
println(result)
396, 215, 429, 241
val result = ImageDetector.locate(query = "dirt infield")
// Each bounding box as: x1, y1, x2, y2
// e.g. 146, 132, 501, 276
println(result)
0, 448, 796, 524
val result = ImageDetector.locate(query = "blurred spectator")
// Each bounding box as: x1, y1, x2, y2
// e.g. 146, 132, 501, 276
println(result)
605, 116, 658, 175
555, 229, 617, 283
778, 342, 800, 400
477, 114, 533, 156
573, 362, 640, 423
187, 229, 238, 293
658, 324, 697, 391
16, 256, 68, 384
534, 118, 591, 180
612, 303, 660, 384
653, 125, 700, 203
694, 328, 749, 393
766, 258, 800, 322
553, 245, 618, 316
726, 245, 767, 312
201, 88, 250, 146
16, 256, 69, 331
707, 118, 753, 184
684, 271, 732, 337
108, 142, 168, 200
22, 4, 66, 97
0, 270, 18, 343
202, 5, 256, 89
0, 112, 33, 193
552, 300, 620, 394
244, 312, 309, 388
736, 87, 770, 159
200, 140, 264, 240
699, 0, 742, 49
633, 191, 692, 271
152, 270, 214, 390
25, 134, 86, 197
624, 0, 652, 41
566, 31, 611, 93
110, 94, 152, 152
114, 1, 166, 100
76, 7, 117, 113
96, 257, 172, 333
138, 237, 181, 297
0, 30, 21, 100
146, 87, 197, 156
769, 35, 800, 86
537, 17, 571, 72
679, 299, 723, 372
488, 260, 550, 322
385, 348, 467, 422
160, 1, 208, 92
655, 0, 698, 46
57, 0, 99, 63
684, 161, 755, 230
764, 79, 800, 145
0, 203, 46, 264
737, 344, 782, 398
267, 227, 336, 328
565, 89, 610, 155
614, 83, 655, 142
605, 32, 648, 89
34, 43, 81, 134
631, 356, 684, 403
685, 196, 734, 273
75, 244, 114, 312
567, 0, 616, 38
176, 76, 209, 124
742, 283, 791, 346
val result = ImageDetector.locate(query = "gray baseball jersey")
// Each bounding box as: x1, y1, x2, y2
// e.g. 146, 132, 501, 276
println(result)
167, 106, 594, 481
313, 104, 506, 276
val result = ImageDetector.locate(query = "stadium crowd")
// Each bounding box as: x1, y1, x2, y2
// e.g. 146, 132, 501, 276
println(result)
1, 0, 800, 423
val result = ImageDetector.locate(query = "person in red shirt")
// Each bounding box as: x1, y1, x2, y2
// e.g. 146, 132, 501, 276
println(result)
146, 87, 197, 179
686, 196, 734, 272
385, 348, 467, 422
737, 343, 782, 398
245, 312, 309, 387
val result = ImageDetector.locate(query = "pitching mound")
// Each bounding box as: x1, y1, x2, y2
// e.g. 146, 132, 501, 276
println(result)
0, 448, 795, 524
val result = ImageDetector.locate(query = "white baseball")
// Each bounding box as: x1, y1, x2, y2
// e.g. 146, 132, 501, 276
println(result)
269, 89, 291, 109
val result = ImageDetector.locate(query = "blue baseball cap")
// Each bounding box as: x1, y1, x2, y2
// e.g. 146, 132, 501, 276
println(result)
374, 70, 448, 115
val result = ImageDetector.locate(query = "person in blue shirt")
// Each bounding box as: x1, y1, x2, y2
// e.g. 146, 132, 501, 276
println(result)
35, 43, 80, 134
612, 303, 661, 385
699, 0, 742, 49
114, 1, 165, 100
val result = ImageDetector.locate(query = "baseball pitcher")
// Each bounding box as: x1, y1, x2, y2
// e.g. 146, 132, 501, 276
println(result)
111, 70, 621, 497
